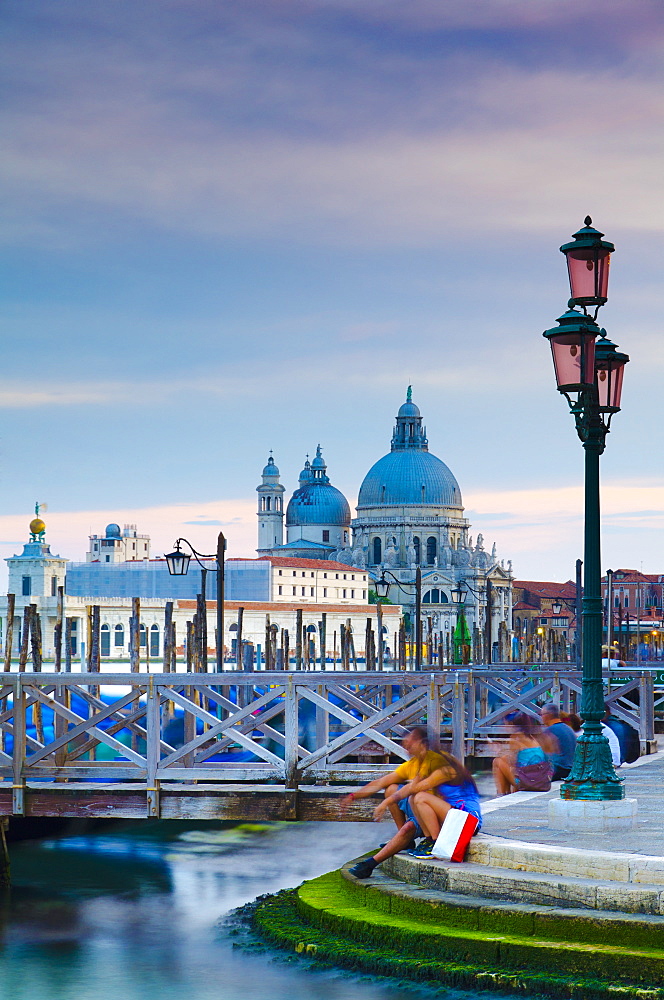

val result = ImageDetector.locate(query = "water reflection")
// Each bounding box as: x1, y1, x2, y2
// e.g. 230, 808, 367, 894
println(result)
0, 820, 459, 1000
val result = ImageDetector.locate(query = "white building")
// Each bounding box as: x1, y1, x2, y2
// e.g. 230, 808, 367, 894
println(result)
87, 523, 150, 563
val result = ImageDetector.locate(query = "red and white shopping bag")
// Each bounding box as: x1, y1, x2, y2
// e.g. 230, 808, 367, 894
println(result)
431, 808, 479, 862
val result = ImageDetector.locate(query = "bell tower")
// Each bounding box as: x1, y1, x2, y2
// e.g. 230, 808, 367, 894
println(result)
256, 453, 285, 554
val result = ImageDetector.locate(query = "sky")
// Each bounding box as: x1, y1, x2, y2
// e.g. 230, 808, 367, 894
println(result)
1, 0, 664, 588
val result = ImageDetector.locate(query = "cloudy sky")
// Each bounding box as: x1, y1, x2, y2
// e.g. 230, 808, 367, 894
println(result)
1, 0, 663, 587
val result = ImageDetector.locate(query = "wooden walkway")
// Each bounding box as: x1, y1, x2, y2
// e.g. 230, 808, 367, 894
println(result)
0, 669, 656, 821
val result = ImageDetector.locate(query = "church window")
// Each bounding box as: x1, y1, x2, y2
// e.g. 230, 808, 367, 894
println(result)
413, 537, 421, 564
150, 625, 160, 657
51, 576, 58, 596
323, 588, 327, 597
322, 530, 329, 542
278, 586, 282, 595
423, 589, 440, 605
343, 589, 347, 598
310, 588, 314, 596
351, 590, 354, 598
372, 538, 382, 564
22, 576, 31, 596
139, 624, 147, 647
293, 586, 297, 595
426, 537, 437, 565
363, 590, 366, 599
101, 624, 110, 657
114, 624, 124, 646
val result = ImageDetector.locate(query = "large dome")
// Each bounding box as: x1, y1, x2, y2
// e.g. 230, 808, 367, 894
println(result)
287, 482, 351, 526
357, 450, 462, 508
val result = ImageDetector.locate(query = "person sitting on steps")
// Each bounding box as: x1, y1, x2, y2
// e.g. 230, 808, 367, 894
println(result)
372, 751, 482, 862
341, 726, 446, 879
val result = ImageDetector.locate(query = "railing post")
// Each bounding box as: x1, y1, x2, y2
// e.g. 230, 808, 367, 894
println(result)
451, 676, 465, 764
12, 676, 25, 816
427, 674, 441, 751
284, 676, 298, 819
146, 676, 161, 818
640, 671, 655, 748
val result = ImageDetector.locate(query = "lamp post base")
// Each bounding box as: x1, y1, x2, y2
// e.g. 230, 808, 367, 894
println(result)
560, 779, 625, 801
560, 729, 625, 800
549, 797, 635, 831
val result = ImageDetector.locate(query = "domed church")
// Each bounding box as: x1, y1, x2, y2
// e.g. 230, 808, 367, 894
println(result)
256, 388, 513, 658
256, 446, 351, 560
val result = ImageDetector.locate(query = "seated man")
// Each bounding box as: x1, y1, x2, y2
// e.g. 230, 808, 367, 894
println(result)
342, 726, 446, 879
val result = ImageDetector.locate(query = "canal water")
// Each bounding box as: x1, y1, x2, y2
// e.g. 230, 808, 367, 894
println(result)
0, 819, 469, 1000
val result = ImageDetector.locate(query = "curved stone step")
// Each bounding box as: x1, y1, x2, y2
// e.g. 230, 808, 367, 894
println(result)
295, 868, 664, 987
341, 864, 664, 948
381, 853, 664, 914
467, 834, 664, 885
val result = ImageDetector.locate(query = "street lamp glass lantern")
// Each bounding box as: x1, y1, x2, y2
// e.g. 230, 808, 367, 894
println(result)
595, 336, 629, 412
165, 544, 191, 576
560, 218, 614, 308
374, 577, 390, 599
552, 602, 562, 615
451, 584, 466, 605
543, 309, 599, 393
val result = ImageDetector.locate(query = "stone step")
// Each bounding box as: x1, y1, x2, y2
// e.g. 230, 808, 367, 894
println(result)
297, 868, 664, 988
467, 834, 664, 885
342, 864, 664, 948
381, 852, 664, 914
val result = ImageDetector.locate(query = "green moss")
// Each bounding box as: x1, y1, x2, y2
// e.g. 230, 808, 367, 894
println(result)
254, 889, 664, 1000
293, 870, 664, 987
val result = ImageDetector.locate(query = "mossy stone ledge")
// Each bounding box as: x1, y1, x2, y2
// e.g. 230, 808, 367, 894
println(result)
253, 864, 664, 999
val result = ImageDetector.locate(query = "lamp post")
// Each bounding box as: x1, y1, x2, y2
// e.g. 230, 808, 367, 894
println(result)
375, 569, 422, 670
543, 217, 629, 801
451, 582, 471, 665
165, 531, 226, 672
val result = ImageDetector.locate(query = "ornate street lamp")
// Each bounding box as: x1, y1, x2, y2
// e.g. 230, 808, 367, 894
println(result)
560, 216, 614, 313
165, 531, 226, 671
544, 219, 629, 802
374, 569, 422, 669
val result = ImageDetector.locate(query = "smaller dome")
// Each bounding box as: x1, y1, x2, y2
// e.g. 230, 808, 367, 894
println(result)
262, 455, 280, 477
311, 445, 325, 470
397, 400, 421, 418
105, 523, 121, 539
30, 517, 46, 535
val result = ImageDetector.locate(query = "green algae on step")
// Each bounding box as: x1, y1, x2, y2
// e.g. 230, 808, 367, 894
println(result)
254, 886, 664, 1000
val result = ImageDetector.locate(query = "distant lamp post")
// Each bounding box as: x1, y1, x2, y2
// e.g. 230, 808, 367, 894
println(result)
552, 602, 563, 616
544, 218, 629, 802
375, 569, 422, 670
451, 583, 471, 665
165, 532, 226, 671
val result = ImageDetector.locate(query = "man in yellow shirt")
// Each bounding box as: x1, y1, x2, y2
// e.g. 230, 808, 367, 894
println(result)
342, 726, 445, 878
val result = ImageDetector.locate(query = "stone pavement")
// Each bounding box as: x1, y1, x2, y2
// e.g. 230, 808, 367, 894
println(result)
474, 750, 664, 855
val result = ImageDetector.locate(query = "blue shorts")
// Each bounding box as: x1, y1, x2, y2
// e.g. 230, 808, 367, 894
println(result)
395, 784, 423, 837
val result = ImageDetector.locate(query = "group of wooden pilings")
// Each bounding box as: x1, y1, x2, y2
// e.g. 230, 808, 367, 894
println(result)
3, 592, 511, 671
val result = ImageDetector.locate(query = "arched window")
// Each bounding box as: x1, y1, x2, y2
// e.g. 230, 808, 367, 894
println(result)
140, 623, 147, 647
372, 537, 382, 565
114, 624, 124, 647
426, 537, 437, 565
150, 624, 159, 657
101, 623, 110, 657
413, 537, 421, 564
266, 496, 271, 511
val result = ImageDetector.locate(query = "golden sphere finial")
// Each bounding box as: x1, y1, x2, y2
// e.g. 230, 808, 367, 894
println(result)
30, 517, 46, 536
